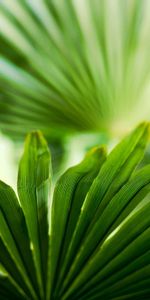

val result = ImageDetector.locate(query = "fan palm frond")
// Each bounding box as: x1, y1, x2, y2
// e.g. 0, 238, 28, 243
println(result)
0, 0, 150, 139
0, 122, 150, 299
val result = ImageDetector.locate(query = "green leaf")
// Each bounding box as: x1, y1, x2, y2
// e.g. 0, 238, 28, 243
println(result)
62, 201, 150, 299
0, 1, 150, 138
0, 266, 27, 300
71, 231, 150, 299
62, 164, 150, 290
18, 131, 52, 297
57, 122, 150, 292
0, 181, 38, 299
48, 146, 106, 298
0, 124, 149, 300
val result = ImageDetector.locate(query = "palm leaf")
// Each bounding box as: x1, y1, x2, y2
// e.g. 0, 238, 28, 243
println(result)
17, 131, 52, 297
0, 122, 150, 300
0, 0, 150, 139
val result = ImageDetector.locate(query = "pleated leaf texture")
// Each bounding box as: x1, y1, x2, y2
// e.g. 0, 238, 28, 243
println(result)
0, 122, 150, 300
1, 0, 150, 139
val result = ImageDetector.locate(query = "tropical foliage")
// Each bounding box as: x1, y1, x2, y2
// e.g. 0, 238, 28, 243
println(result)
0, 0, 150, 139
0, 122, 150, 300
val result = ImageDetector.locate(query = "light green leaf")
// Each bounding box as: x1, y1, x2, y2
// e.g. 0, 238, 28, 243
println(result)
18, 131, 52, 297
48, 146, 106, 298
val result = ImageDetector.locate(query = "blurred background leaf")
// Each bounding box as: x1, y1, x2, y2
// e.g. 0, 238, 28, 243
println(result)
0, 0, 150, 181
